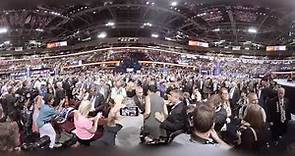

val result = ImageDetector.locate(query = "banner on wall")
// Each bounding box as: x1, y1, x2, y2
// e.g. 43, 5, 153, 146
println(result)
232, 46, 241, 51
14, 47, 23, 51
47, 41, 67, 48
266, 46, 286, 51
10, 68, 55, 79
189, 41, 209, 47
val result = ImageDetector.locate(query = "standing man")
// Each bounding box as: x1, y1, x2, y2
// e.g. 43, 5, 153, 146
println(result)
155, 89, 189, 136
268, 87, 291, 142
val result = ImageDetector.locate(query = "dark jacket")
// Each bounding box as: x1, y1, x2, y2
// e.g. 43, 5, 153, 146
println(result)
160, 102, 188, 133
267, 97, 291, 124
1, 94, 17, 121
214, 107, 227, 132
235, 124, 271, 153
93, 124, 122, 146
88, 93, 105, 117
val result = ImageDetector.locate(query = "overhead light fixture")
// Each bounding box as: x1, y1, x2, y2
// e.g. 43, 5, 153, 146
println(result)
106, 21, 115, 26
0, 27, 8, 34
213, 28, 220, 32
97, 32, 107, 38
143, 22, 152, 27
4, 41, 10, 44
35, 28, 44, 32
248, 27, 257, 34
171, 1, 178, 7
151, 33, 159, 38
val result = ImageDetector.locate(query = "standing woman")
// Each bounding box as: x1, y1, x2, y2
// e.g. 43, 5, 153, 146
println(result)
235, 104, 269, 153
143, 84, 168, 143
74, 100, 102, 146
32, 92, 44, 133
36, 94, 60, 148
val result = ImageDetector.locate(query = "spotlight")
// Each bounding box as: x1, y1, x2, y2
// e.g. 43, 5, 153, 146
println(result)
143, 22, 152, 27
151, 33, 159, 38
106, 21, 115, 26
171, 1, 178, 7
213, 28, 220, 32
248, 27, 257, 34
97, 32, 107, 38
0, 28, 8, 34
35, 28, 44, 32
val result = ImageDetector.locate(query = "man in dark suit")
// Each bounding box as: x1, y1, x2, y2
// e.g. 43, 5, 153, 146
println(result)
268, 87, 291, 141
229, 82, 240, 117
259, 79, 276, 113
155, 89, 189, 135
62, 78, 73, 100
88, 85, 105, 117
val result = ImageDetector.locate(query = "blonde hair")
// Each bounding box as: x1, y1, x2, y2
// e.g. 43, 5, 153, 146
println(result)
78, 100, 92, 117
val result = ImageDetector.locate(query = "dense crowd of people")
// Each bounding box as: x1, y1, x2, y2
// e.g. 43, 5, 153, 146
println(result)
1, 48, 295, 79
0, 66, 294, 155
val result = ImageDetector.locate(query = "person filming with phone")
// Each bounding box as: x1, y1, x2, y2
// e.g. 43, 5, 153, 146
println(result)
113, 81, 144, 148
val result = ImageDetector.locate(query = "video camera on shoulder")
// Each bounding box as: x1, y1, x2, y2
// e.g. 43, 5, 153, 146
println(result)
120, 106, 139, 117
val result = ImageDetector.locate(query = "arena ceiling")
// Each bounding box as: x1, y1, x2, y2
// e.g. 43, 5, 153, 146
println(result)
0, 0, 295, 47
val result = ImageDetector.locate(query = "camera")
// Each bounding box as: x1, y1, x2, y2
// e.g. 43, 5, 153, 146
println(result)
120, 106, 139, 116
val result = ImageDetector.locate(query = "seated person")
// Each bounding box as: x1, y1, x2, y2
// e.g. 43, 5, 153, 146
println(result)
74, 100, 102, 146
173, 104, 231, 150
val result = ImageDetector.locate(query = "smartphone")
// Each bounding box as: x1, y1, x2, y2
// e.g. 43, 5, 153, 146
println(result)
120, 106, 139, 117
